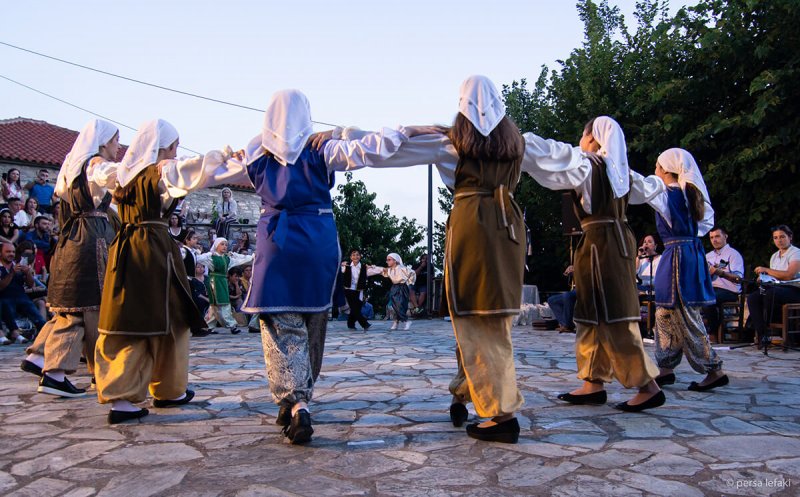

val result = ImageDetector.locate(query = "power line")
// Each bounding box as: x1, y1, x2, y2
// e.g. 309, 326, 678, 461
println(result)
0, 40, 340, 128
0, 74, 202, 155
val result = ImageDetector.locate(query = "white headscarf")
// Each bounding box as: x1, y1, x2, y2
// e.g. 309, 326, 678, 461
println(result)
458, 75, 506, 137
211, 237, 228, 254
387, 253, 403, 266
591, 116, 630, 199
116, 119, 180, 188
245, 89, 314, 166
657, 148, 710, 203
57, 119, 119, 195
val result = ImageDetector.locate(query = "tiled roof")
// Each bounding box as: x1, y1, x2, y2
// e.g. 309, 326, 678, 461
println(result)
0, 117, 126, 166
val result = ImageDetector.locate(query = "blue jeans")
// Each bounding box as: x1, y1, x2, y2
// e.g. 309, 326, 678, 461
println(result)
548, 290, 577, 329
0, 296, 46, 331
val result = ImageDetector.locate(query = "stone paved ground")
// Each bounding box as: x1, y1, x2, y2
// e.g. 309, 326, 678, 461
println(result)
0, 319, 798, 496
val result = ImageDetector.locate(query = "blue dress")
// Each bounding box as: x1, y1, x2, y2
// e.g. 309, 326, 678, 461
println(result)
241, 147, 340, 313
654, 187, 715, 308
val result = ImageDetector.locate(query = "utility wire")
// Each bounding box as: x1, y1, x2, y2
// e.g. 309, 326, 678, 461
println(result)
0, 74, 202, 155
0, 41, 340, 128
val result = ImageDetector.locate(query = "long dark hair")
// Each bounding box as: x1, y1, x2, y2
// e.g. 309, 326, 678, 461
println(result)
7, 168, 22, 188
639, 233, 665, 255
447, 113, 524, 162
685, 184, 705, 224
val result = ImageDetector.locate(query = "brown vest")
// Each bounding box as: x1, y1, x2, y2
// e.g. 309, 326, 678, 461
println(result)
445, 154, 526, 316
571, 157, 640, 324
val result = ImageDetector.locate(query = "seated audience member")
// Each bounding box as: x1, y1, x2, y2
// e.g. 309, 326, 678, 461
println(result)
1, 168, 25, 207
200, 228, 216, 252
15, 241, 46, 284
233, 231, 252, 255
168, 213, 186, 243
25, 216, 56, 253
15, 198, 41, 231
49, 201, 61, 235
702, 227, 745, 338
0, 209, 20, 245
636, 234, 663, 293
747, 224, 800, 346
6, 198, 24, 227
214, 187, 238, 238
227, 266, 248, 326
0, 242, 45, 342
228, 266, 244, 310
547, 265, 577, 332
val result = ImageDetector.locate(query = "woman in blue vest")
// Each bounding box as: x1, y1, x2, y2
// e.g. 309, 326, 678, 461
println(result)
218, 89, 411, 444
634, 148, 728, 391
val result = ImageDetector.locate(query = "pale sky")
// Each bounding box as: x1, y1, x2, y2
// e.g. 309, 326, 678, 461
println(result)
1, 0, 694, 226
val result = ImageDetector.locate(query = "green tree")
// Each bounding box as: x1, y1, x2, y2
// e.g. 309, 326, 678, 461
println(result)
503, 0, 800, 286
332, 173, 425, 314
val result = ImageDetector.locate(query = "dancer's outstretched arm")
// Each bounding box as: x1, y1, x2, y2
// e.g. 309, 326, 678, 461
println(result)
520, 132, 595, 212
629, 170, 713, 235
318, 126, 458, 188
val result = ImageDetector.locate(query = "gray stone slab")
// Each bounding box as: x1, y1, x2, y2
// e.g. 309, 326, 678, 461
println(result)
573, 449, 650, 469
61, 488, 96, 497
0, 470, 16, 493
630, 453, 705, 476
688, 435, 800, 462
99, 443, 202, 466
352, 413, 410, 426
315, 452, 409, 478
611, 416, 675, 438
11, 441, 122, 476
5, 477, 74, 497
384, 466, 486, 486
606, 469, 704, 497
497, 460, 581, 487
711, 416, 770, 434
97, 469, 188, 497
549, 475, 643, 497
270, 474, 370, 496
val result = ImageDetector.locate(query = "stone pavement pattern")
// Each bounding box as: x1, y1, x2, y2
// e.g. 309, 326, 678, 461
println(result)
0, 319, 798, 496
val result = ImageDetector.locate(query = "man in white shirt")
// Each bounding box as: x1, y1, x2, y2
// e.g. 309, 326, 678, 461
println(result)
341, 249, 371, 330
702, 227, 745, 339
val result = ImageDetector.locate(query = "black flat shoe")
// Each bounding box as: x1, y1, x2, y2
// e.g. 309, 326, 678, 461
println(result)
230, 327, 242, 335
688, 374, 729, 392
466, 418, 520, 444
276, 404, 292, 426
614, 390, 666, 412
108, 408, 149, 424
153, 389, 195, 408
192, 328, 212, 337
556, 390, 607, 405
655, 373, 676, 387
20, 359, 43, 377
449, 403, 469, 427
284, 409, 313, 444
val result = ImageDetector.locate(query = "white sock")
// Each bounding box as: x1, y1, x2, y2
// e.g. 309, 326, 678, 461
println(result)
26, 353, 44, 368
111, 400, 140, 412
45, 370, 66, 382
170, 392, 187, 401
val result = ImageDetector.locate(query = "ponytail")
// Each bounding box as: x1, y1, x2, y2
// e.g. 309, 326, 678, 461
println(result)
685, 183, 705, 223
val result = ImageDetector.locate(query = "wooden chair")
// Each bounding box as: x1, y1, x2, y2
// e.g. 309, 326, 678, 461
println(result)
767, 303, 800, 347
717, 292, 746, 343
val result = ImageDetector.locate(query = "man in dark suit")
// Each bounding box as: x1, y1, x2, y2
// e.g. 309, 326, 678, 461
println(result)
341, 249, 371, 330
